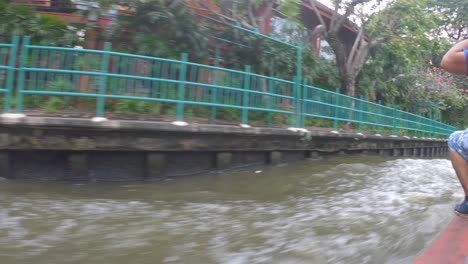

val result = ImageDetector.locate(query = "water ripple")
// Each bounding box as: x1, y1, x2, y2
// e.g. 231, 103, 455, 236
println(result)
0, 156, 459, 264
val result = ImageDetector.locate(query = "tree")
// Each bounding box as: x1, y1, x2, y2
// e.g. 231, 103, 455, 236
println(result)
0, 0, 79, 46
428, 0, 467, 41
192, 0, 275, 34
306, 0, 436, 98
356, 0, 467, 126
407, 66, 467, 127
105, 0, 209, 60
426, 0, 467, 88
268, 17, 340, 88
357, 0, 438, 102
188, 0, 307, 71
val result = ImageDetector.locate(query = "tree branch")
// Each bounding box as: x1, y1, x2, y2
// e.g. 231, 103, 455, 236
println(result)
329, 0, 342, 32
330, 0, 371, 33
307, 0, 328, 38
247, 0, 259, 29
351, 43, 369, 76
369, 37, 386, 48
346, 28, 364, 66
196, 1, 237, 25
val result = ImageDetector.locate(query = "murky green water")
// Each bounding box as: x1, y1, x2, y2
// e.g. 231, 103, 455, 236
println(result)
0, 155, 460, 264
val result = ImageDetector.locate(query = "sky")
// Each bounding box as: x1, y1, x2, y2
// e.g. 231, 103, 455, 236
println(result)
318, 0, 389, 15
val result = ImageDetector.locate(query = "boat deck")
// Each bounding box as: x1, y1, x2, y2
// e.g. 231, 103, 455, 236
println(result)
413, 216, 468, 263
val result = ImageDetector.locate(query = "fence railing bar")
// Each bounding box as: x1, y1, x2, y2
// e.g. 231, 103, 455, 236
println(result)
0, 37, 458, 136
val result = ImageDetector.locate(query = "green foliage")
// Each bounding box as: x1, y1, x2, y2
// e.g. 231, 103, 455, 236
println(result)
271, 113, 289, 126
301, 48, 340, 90
74, 55, 102, 70
360, 41, 467, 126
267, 45, 340, 90
360, 5, 443, 95
441, 98, 468, 128
115, 99, 162, 115
186, 105, 210, 117
78, 97, 96, 110
47, 77, 74, 92
249, 110, 268, 125
427, 0, 467, 41
357, 0, 466, 127
304, 117, 333, 128
43, 96, 68, 111
106, 0, 209, 60
40, 77, 75, 111
23, 95, 41, 109
276, 0, 303, 27
217, 108, 241, 121
0, 0, 80, 46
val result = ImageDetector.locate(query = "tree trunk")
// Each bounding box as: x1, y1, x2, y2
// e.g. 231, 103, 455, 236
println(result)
343, 74, 356, 97
325, 33, 351, 95
342, 74, 357, 129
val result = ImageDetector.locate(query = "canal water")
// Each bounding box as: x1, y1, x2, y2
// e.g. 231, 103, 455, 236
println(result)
0, 154, 460, 264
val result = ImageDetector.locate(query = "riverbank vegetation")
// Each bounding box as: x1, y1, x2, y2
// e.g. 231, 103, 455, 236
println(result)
104, 0, 468, 127
0, 0, 466, 127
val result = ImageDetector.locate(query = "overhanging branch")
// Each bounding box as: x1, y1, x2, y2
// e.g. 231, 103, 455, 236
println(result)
307, 0, 329, 38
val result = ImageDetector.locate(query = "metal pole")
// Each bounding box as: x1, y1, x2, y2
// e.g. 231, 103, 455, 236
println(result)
429, 107, 433, 138
377, 100, 382, 134
295, 44, 302, 127
241, 65, 251, 125
302, 79, 308, 128
96, 42, 111, 118
5, 36, 19, 112
16, 36, 30, 113
358, 95, 364, 132
176, 53, 188, 121
211, 45, 220, 124
333, 88, 340, 131
267, 57, 274, 127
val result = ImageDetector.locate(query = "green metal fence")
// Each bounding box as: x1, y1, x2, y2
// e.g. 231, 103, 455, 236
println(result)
1, 36, 460, 138
301, 83, 456, 137
0, 36, 19, 112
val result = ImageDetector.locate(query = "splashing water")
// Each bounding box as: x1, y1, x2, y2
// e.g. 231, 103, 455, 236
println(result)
0, 155, 460, 264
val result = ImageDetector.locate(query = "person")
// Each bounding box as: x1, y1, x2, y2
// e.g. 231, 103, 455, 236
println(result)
440, 39, 468, 217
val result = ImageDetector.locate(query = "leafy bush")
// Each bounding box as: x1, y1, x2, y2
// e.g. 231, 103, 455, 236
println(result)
115, 99, 162, 115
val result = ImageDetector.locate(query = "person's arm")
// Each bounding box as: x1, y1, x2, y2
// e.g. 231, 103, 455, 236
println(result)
441, 39, 468, 75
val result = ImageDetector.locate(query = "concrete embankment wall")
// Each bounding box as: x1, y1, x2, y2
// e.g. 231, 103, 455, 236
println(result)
0, 117, 449, 181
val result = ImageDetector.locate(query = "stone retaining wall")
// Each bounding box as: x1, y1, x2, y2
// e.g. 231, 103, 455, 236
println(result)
0, 117, 449, 181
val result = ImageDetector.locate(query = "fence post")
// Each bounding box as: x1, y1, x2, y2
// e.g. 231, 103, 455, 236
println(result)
429, 108, 433, 138
15, 36, 30, 114
290, 76, 297, 128
96, 42, 111, 118
176, 53, 188, 122
421, 115, 426, 138
295, 44, 302, 128
301, 79, 308, 128
295, 77, 302, 128
377, 100, 382, 134
5, 36, 19, 113
211, 46, 220, 124
358, 95, 364, 132
241, 65, 251, 125
392, 105, 397, 136
267, 77, 273, 127
333, 88, 340, 131
267, 59, 274, 127
417, 115, 421, 138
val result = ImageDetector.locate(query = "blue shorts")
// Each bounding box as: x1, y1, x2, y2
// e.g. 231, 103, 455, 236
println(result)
448, 129, 468, 160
